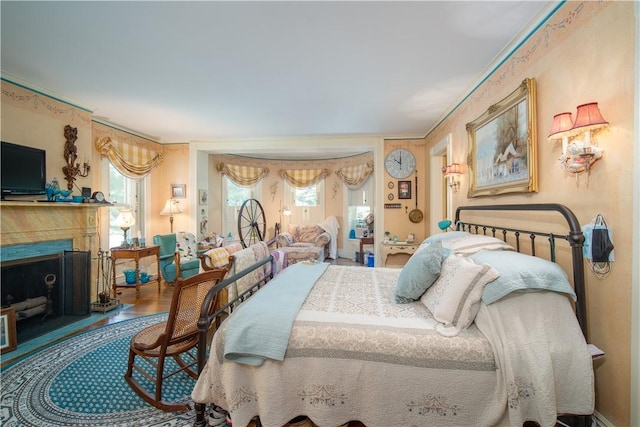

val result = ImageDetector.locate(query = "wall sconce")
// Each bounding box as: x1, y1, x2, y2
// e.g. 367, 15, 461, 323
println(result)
114, 208, 135, 248
62, 125, 90, 190
441, 163, 463, 192
548, 102, 608, 185
160, 199, 183, 233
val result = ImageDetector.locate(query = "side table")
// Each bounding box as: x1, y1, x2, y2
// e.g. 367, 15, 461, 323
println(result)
381, 242, 419, 267
359, 237, 375, 264
111, 245, 161, 298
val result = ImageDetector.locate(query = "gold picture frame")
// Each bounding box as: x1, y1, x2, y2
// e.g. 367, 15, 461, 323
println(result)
466, 78, 538, 198
171, 184, 186, 199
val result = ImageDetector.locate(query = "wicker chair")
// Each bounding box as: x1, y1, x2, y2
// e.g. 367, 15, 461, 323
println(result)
124, 268, 228, 411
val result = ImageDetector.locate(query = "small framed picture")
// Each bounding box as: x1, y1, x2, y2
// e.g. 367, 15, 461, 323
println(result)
199, 189, 208, 205
398, 180, 411, 199
1, 307, 17, 354
171, 184, 186, 199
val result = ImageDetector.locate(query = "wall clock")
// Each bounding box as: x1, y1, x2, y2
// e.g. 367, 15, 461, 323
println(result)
384, 148, 416, 179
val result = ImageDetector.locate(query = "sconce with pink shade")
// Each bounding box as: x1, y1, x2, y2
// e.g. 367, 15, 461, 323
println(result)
441, 163, 463, 192
548, 102, 608, 185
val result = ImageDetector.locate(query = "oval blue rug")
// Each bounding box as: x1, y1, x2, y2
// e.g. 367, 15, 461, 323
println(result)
1, 313, 198, 426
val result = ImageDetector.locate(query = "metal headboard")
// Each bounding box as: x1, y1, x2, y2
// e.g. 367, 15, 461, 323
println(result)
454, 203, 587, 340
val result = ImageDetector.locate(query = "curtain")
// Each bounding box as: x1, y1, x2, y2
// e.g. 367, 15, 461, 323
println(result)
217, 162, 269, 187
335, 161, 374, 189
95, 136, 163, 179
278, 168, 329, 189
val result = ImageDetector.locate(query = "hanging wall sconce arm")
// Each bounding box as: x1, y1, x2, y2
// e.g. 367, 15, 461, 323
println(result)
62, 124, 90, 190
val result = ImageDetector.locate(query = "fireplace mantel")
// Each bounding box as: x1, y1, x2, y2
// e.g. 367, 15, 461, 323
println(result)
1, 202, 106, 296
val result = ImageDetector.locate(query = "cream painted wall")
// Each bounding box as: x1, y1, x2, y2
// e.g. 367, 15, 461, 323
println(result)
423, 3, 636, 425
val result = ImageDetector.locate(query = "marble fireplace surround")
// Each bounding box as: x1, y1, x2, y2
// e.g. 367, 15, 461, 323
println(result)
1, 202, 101, 297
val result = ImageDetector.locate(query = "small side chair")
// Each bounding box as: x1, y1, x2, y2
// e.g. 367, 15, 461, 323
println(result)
124, 268, 228, 411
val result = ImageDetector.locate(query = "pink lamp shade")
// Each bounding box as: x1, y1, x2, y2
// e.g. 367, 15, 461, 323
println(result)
441, 163, 462, 176
548, 112, 574, 139
571, 102, 608, 132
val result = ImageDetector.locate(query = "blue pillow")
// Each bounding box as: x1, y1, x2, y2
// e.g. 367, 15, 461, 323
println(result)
395, 241, 443, 303
469, 251, 577, 304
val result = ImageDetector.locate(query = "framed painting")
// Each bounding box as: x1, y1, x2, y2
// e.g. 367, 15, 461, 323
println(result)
171, 184, 186, 199
1, 307, 17, 354
398, 180, 411, 199
466, 78, 538, 198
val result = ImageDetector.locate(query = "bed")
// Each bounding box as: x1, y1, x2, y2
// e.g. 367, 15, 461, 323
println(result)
191, 204, 594, 427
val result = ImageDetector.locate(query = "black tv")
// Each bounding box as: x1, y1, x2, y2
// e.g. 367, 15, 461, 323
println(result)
1, 141, 47, 199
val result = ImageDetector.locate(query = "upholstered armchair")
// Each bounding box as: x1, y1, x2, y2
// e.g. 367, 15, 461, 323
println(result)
153, 232, 201, 284
275, 224, 331, 264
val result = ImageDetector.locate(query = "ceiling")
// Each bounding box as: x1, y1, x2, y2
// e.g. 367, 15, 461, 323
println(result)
1, 1, 553, 149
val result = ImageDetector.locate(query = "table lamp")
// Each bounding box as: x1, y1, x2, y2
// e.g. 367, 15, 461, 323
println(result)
160, 199, 182, 233
114, 208, 136, 247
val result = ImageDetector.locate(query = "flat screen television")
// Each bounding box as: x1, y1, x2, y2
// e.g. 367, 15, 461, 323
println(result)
1, 141, 47, 199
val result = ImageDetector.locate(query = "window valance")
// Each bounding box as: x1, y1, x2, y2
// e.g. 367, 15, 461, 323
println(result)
95, 136, 163, 179
217, 162, 269, 187
335, 161, 374, 189
278, 168, 329, 189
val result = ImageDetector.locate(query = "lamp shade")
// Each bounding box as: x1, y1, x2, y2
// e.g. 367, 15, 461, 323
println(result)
548, 112, 574, 139
114, 209, 135, 229
442, 163, 462, 176
160, 199, 183, 216
571, 102, 608, 132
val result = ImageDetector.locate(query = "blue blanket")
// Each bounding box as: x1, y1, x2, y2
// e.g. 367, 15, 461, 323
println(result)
223, 261, 329, 366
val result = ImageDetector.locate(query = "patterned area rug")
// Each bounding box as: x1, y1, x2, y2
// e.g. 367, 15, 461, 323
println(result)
1, 313, 199, 426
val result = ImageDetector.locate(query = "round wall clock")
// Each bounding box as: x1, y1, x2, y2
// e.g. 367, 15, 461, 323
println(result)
384, 148, 416, 179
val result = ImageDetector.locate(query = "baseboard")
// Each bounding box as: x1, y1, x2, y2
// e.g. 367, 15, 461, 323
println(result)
594, 410, 615, 427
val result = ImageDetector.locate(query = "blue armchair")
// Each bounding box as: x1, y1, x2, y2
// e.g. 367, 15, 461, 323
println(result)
153, 232, 201, 284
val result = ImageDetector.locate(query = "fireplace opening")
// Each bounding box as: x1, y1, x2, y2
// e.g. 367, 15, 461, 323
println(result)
1, 250, 91, 343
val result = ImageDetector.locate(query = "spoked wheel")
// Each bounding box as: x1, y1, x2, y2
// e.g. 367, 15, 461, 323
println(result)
237, 198, 266, 248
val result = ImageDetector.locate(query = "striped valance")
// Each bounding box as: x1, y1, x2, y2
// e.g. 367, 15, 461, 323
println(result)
217, 162, 269, 187
95, 136, 163, 179
335, 161, 374, 189
278, 168, 329, 189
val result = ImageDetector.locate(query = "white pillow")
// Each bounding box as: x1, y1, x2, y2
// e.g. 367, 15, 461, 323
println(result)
420, 254, 499, 337
441, 234, 514, 255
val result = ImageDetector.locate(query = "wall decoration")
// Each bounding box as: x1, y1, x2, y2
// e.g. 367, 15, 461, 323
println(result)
466, 78, 538, 198
398, 180, 411, 199
387, 181, 394, 189
199, 189, 208, 205
387, 193, 394, 201
384, 203, 402, 209
0, 307, 17, 354
171, 184, 186, 199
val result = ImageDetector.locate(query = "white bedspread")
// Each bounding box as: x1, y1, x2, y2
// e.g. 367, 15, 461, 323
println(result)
192, 265, 593, 427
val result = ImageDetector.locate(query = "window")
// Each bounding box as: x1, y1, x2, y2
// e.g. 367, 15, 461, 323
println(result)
107, 162, 146, 249
346, 176, 374, 235
283, 181, 325, 225
222, 177, 261, 240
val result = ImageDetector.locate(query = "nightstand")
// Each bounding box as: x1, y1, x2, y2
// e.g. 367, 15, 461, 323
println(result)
381, 242, 419, 267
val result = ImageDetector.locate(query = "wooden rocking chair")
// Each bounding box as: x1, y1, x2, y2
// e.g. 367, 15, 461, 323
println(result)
124, 267, 228, 411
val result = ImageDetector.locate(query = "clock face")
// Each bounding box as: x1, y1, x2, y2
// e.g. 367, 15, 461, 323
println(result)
385, 148, 416, 179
